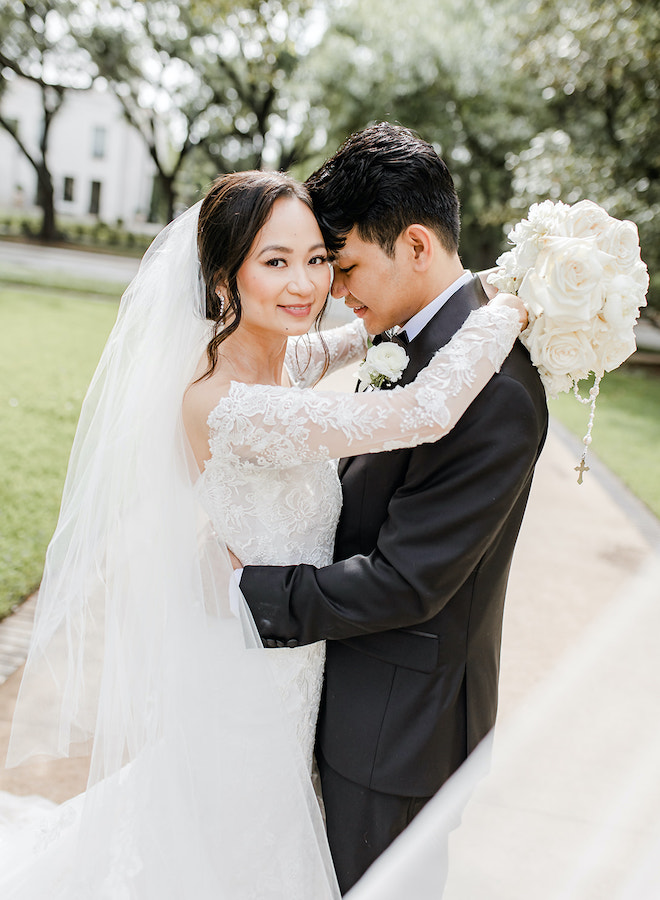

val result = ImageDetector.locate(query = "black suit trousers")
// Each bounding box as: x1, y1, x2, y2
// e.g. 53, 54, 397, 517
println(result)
317, 752, 437, 895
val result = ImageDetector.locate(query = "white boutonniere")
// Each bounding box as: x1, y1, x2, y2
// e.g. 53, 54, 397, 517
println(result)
357, 341, 409, 390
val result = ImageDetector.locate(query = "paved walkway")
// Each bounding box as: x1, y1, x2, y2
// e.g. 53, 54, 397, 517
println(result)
0, 238, 141, 285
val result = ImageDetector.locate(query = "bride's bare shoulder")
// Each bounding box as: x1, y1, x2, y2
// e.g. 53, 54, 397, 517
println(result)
182, 360, 233, 467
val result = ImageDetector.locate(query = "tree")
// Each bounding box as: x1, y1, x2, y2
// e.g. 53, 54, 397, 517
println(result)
304, 0, 659, 303
75, 0, 334, 221
505, 0, 660, 306
301, 0, 542, 269
0, 0, 91, 240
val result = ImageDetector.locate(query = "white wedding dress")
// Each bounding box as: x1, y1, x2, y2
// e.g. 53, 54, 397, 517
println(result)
0, 294, 521, 897
200, 319, 368, 767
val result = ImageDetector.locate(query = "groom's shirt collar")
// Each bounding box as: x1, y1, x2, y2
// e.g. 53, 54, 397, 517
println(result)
398, 270, 473, 343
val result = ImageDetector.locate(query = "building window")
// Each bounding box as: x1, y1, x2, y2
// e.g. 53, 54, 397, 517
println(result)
89, 181, 102, 216
63, 176, 75, 202
92, 126, 106, 159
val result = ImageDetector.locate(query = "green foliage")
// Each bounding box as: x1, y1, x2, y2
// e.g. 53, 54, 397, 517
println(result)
0, 284, 118, 618
504, 0, 660, 307
550, 366, 660, 518
73, 0, 337, 217
300, 0, 542, 268
300, 0, 658, 291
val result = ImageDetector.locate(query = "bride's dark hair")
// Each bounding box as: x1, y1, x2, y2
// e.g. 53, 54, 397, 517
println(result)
197, 170, 329, 381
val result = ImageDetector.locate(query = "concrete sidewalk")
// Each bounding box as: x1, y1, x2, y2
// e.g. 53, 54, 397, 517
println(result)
1, 367, 659, 805
0, 238, 141, 286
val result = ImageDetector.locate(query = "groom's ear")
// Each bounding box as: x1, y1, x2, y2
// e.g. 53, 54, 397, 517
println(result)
401, 224, 434, 272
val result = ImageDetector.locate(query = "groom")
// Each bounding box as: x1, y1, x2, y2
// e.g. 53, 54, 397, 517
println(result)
239, 123, 548, 892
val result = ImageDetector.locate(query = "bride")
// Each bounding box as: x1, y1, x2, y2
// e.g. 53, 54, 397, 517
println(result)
0, 170, 525, 897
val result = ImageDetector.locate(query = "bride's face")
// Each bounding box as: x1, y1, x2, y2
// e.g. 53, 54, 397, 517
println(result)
235, 197, 331, 339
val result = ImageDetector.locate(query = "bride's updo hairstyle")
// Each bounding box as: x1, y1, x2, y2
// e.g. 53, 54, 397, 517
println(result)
197, 170, 328, 380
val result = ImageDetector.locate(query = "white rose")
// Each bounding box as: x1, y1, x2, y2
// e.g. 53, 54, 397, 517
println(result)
603, 273, 647, 322
487, 270, 519, 294
565, 199, 613, 241
599, 219, 642, 272
508, 218, 536, 245
518, 236, 612, 323
511, 236, 542, 273
522, 315, 597, 389
630, 260, 650, 298
358, 341, 409, 387
537, 368, 575, 398
526, 199, 570, 236
590, 316, 637, 373
368, 342, 408, 380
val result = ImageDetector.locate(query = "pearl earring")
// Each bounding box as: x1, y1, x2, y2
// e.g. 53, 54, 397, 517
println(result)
215, 290, 225, 320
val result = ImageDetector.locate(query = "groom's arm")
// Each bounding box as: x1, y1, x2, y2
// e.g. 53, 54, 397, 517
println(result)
240, 372, 545, 646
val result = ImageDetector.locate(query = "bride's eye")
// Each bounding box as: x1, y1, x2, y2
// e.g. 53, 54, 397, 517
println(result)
265, 258, 286, 268
309, 255, 328, 266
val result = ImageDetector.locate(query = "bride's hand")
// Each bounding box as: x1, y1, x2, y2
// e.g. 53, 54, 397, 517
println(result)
489, 291, 528, 330
228, 547, 243, 570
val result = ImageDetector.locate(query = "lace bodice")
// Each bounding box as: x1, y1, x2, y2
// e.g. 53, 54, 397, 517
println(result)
198, 306, 520, 766
200, 318, 368, 767
200, 318, 369, 569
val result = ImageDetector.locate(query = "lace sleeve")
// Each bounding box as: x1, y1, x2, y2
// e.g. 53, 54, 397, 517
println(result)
208, 306, 521, 466
285, 319, 368, 387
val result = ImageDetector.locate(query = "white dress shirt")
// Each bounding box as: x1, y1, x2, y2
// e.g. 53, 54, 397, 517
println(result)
399, 270, 473, 341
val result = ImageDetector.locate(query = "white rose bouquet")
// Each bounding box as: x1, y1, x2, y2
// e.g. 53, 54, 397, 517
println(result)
357, 341, 409, 390
488, 199, 649, 397
488, 199, 649, 481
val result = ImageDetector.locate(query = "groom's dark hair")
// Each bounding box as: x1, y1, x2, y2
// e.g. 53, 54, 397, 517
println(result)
305, 122, 460, 257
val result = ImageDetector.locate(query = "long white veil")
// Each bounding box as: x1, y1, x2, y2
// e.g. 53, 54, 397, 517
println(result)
347, 554, 660, 899
6, 199, 658, 898
3, 204, 339, 898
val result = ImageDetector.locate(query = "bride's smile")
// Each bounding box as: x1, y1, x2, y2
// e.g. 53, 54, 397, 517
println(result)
232, 195, 331, 339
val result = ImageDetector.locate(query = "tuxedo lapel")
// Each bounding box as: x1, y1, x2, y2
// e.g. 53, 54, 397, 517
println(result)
398, 275, 485, 386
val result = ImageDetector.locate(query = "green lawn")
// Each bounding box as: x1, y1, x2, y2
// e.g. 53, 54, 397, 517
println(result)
549, 366, 660, 519
0, 284, 119, 618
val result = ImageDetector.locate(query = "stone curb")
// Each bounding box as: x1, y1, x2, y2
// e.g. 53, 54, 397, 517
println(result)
0, 595, 36, 687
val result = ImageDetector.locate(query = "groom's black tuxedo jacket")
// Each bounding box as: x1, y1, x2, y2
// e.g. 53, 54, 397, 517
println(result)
242, 277, 548, 796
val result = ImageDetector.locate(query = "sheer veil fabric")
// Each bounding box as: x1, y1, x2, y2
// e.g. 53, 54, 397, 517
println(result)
346, 555, 660, 900
2, 204, 340, 897
4, 198, 652, 898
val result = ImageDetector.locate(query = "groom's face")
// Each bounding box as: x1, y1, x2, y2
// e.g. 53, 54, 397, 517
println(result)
331, 229, 421, 335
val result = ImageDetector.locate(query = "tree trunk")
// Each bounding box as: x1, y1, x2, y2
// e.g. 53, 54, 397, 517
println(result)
35, 85, 64, 241
162, 173, 176, 223
35, 164, 57, 241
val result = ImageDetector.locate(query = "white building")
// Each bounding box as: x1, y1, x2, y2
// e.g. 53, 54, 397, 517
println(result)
0, 78, 156, 228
